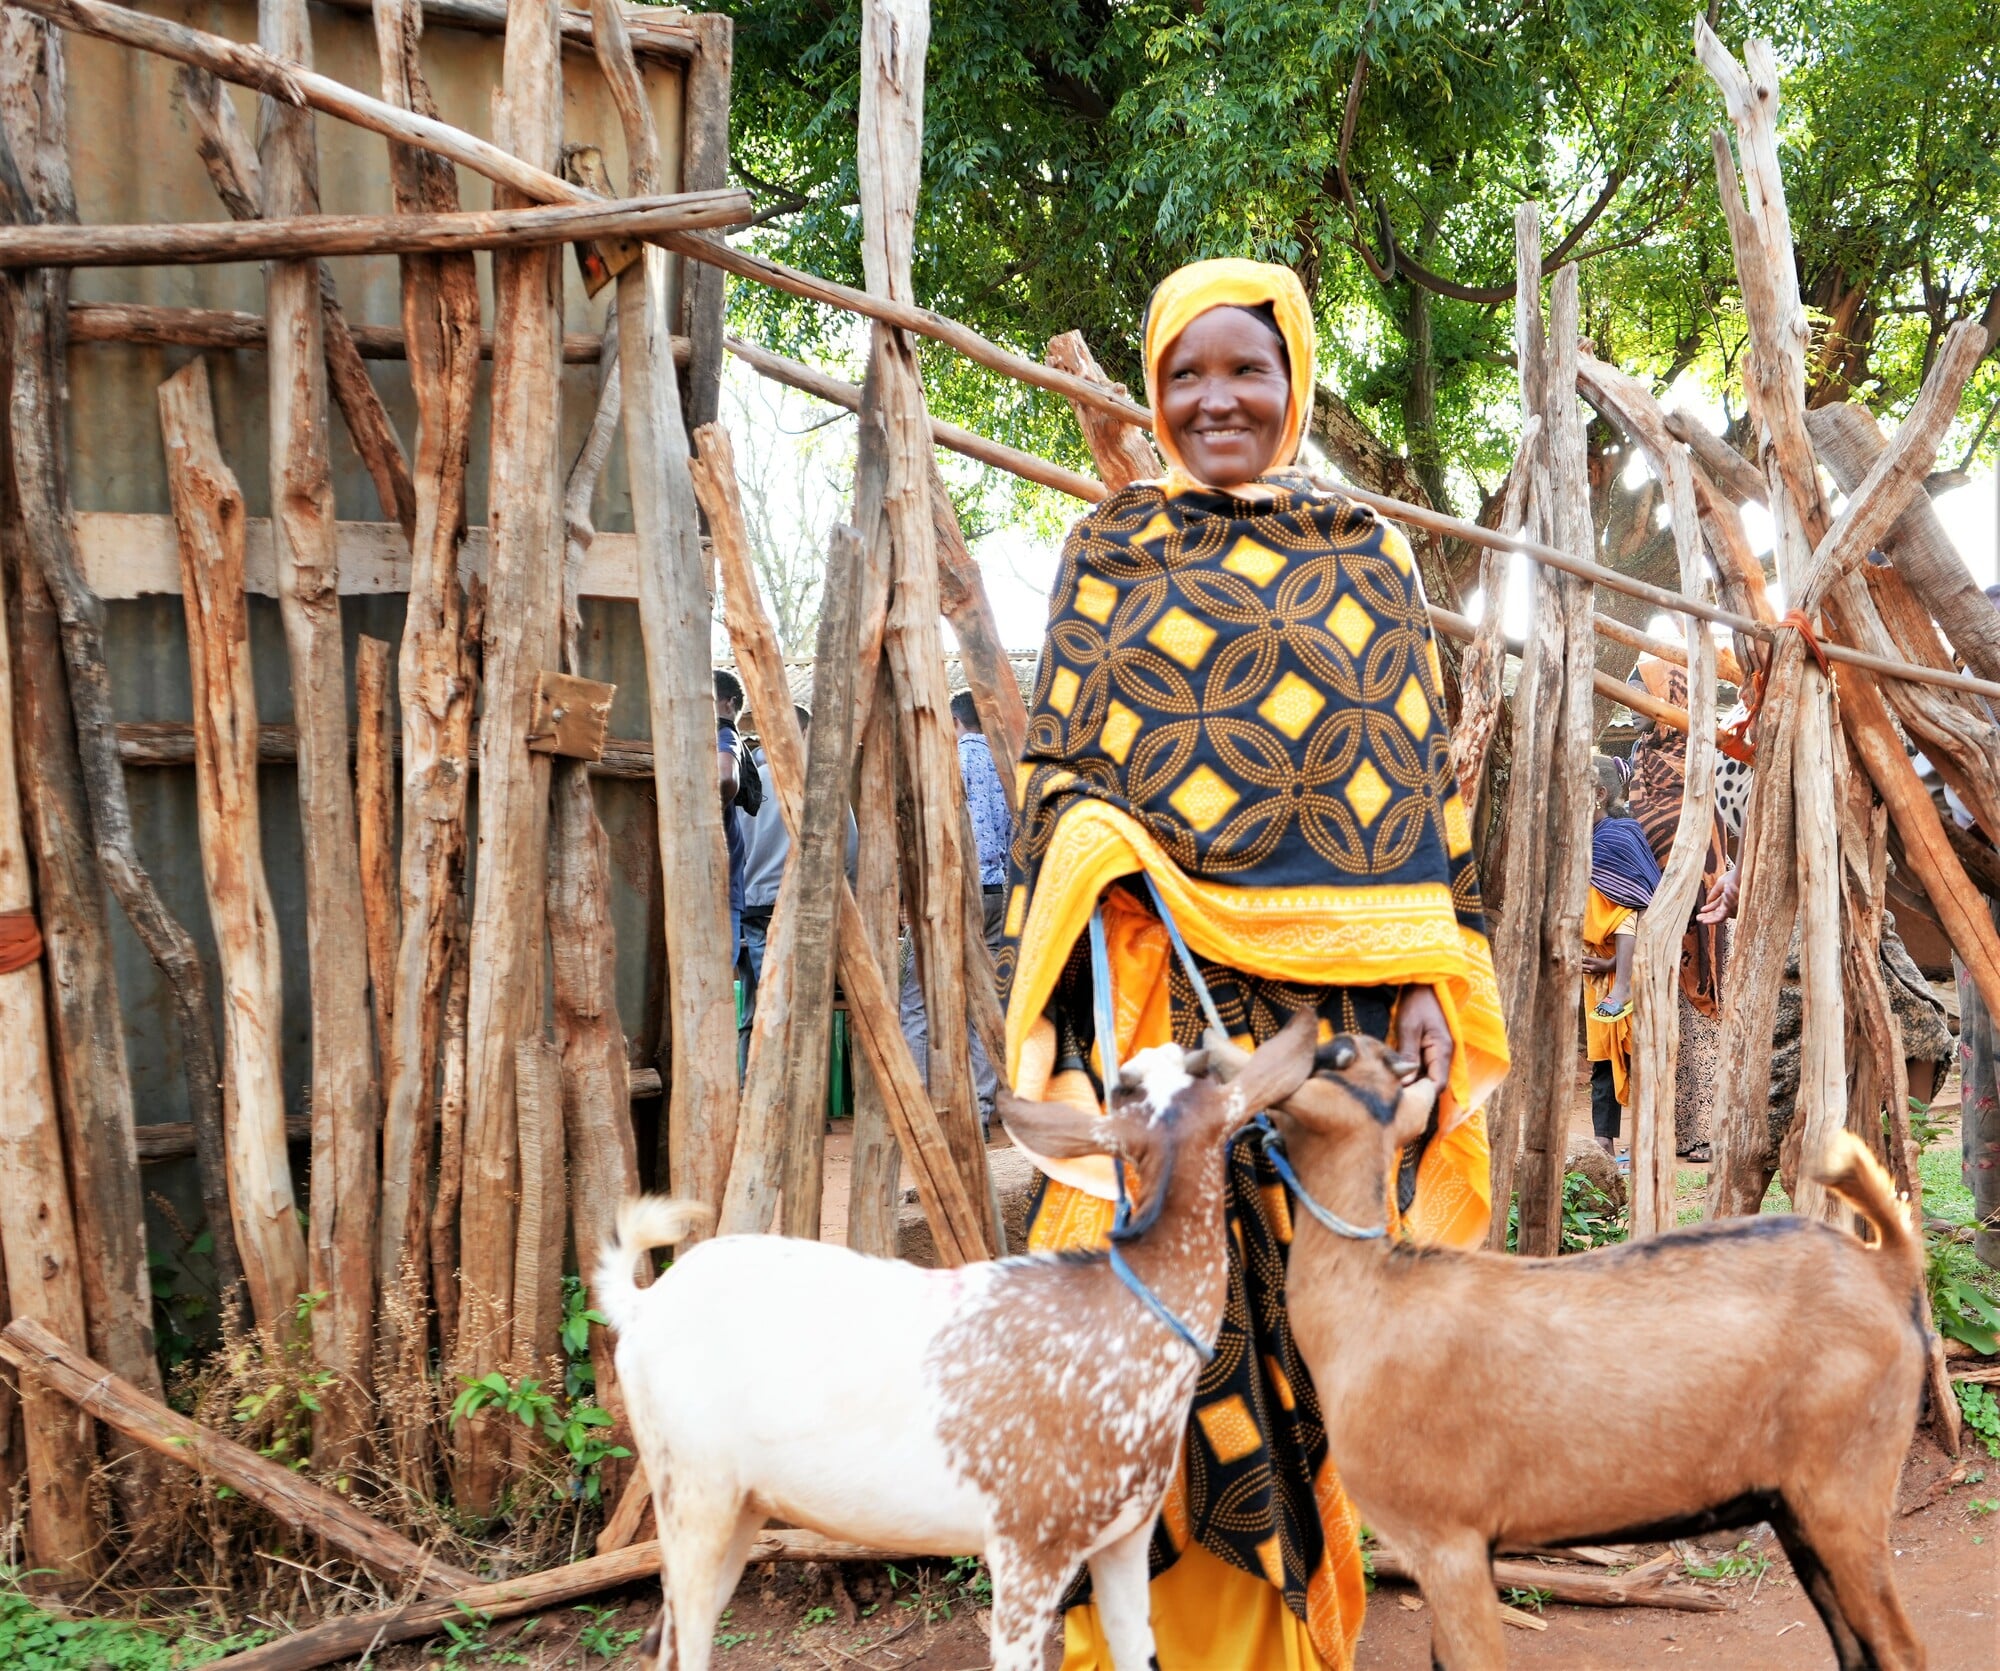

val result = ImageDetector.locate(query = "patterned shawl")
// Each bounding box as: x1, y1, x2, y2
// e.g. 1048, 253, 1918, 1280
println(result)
998, 469, 1509, 1122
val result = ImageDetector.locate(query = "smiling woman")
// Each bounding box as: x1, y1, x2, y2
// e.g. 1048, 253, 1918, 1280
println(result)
997, 259, 1510, 1671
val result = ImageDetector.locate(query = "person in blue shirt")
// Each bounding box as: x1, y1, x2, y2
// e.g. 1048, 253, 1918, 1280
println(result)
899, 690, 1015, 1129
713, 668, 761, 969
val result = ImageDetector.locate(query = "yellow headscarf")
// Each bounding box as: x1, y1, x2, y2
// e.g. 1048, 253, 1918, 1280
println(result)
1141, 258, 1317, 491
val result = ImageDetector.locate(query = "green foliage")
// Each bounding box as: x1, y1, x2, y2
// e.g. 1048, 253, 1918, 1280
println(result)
148, 1227, 215, 1375
703, 0, 2000, 526
449, 1373, 630, 1506
560, 1274, 609, 1400
1919, 1137, 2000, 1357
713, 1607, 754, 1650
571, 1604, 641, 1662
1958, 1383, 2000, 1462
428, 1602, 532, 1665
1501, 1585, 1552, 1612
1680, 1539, 1773, 1583
0, 1575, 263, 1670
1505, 1171, 1628, 1253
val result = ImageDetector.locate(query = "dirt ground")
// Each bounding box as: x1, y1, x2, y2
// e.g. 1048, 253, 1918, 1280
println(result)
347, 1438, 1996, 1669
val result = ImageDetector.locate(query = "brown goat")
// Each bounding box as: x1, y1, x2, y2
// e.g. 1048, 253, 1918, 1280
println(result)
1229, 1034, 1928, 1671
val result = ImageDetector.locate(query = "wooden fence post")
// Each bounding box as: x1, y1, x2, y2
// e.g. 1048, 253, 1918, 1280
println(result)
0, 352, 97, 1579
1628, 449, 1717, 1236
371, 0, 482, 1469
456, 0, 565, 1514
591, 0, 739, 1220
158, 358, 310, 1340
0, 10, 247, 1322
258, 0, 379, 1462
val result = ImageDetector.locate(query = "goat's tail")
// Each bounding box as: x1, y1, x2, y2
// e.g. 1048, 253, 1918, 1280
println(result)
593, 1196, 714, 1337
1814, 1131, 1920, 1283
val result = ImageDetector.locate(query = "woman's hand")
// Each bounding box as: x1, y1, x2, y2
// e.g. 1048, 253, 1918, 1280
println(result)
1697, 863, 1739, 925
1395, 984, 1454, 1088
1581, 953, 1618, 977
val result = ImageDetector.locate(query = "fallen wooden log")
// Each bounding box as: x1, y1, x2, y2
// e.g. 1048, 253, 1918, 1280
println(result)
205, 1530, 897, 1671
1371, 1545, 1726, 1613
0, 187, 751, 267
67, 300, 661, 363
0, 1317, 474, 1593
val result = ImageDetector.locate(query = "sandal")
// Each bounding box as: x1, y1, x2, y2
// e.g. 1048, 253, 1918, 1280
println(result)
1678, 1143, 1712, 1164
1590, 997, 1634, 1023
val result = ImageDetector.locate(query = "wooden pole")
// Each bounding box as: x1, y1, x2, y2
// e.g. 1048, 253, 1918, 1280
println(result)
0, 1315, 476, 1592
1449, 419, 1538, 814
778, 521, 864, 1240
68, 299, 643, 364
259, 0, 377, 1464
846, 664, 902, 1259
1483, 205, 1554, 1248
0, 185, 751, 266
1628, 448, 1717, 1236
0, 24, 160, 1532
157, 357, 310, 1337
370, 0, 479, 1471
729, 333, 1104, 502
692, 425, 990, 1264
0, 361, 97, 1580
549, 312, 637, 1489
590, 0, 739, 1221
508, 1036, 565, 1457
173, 63, 416, 538
1513, 262, 1595, 1257
455, 0, 565, 1514
355, 636, 398, 1087
678, 12, 730, 430
0, 13, 246, 1323
861, 0, 994, 1253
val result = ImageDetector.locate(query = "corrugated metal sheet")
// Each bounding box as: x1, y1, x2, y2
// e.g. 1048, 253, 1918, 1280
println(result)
61, 2, 687, 1275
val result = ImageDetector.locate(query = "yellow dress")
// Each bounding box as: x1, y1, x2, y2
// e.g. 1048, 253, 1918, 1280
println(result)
1583, 886, 1638, 1105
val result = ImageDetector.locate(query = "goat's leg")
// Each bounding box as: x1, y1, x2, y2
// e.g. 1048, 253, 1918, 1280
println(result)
1086, 1522, 1157, 1671
984, 1540, 1073, 1671
1769, 1506, 1876, 1671
657, 1488, 758, 1671
1794, 1515, 1926, 1671
1406, 1533, 1505, 1671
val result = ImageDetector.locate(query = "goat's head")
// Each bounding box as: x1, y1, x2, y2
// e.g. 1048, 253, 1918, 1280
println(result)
995, 1010, 1317, 1232
1211, 1030, 1437, 1218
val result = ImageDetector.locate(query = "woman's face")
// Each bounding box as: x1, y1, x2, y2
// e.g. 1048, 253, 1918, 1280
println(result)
1157, 307, 1292, 487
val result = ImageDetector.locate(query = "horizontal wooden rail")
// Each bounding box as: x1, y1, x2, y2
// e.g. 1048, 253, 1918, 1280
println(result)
0, 189, 750, 268
725, 335, 1107, 501
67, 300, 642, 364
1428, 604, 1745, 757
313, 0, 699, 60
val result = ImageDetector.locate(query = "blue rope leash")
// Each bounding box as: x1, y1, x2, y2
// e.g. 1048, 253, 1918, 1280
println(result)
1090, 902, 1212, 1361
1249, 1113, 1386, 1241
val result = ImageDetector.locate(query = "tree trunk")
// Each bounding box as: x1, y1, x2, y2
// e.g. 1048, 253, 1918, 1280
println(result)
157, 357, 310, 1338
259, 0, 378, 1464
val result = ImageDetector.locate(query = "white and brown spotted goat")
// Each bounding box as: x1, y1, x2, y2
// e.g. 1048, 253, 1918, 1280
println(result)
595, 1012, 1316, 1671
1222, 1033, 1928, 1671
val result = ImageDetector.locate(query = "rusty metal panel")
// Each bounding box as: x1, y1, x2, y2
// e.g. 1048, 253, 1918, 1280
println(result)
60, 2, 687, 1282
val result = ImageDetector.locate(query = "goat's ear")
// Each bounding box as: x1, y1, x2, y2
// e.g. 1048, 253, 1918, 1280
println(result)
996, 1087, 1116, 1161
1201, 1030, 1252, 1081
1227, 1009, 1318, 1115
